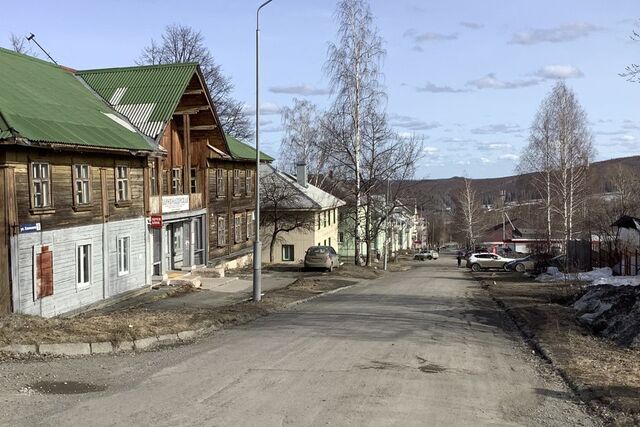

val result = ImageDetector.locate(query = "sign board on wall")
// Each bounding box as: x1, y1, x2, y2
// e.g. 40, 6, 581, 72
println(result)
150, 215, 163, 229
19, 223, 41, 233
162, 195, 190, 213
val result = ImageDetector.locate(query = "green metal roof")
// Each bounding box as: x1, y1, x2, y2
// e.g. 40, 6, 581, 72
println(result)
77, 63, 198, 140
226, 134, 274, 162
0, 48, 153, 151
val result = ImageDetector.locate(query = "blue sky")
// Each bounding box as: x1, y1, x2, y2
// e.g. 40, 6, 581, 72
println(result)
2, 0, 639, 179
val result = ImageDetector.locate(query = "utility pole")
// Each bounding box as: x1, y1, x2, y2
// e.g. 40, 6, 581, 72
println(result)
253, 0, 275, 302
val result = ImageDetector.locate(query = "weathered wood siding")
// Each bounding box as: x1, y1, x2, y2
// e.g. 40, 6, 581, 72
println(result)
207, 159, 257, 262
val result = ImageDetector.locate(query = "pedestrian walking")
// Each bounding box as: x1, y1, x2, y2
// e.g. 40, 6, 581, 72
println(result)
456, 252, 462, 268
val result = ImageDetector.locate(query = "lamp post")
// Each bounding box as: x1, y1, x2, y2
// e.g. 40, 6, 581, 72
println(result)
253, 0, 275, 302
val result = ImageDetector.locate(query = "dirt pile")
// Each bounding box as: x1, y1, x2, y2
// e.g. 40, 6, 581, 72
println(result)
574, 285, 640, 348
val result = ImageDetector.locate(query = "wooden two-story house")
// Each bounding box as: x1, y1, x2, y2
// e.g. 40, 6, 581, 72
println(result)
0, 48, 155, 316
78, 63, 272, 277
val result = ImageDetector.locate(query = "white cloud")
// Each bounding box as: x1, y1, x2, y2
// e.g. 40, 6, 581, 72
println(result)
390, 113, 441, 131
416, 82, 469, 93
479, 157, 493, 164
269, 84, 330, 96
498, 153, 520, 161
535, 65, 584, 79
423, 146, 440, 155
460, 22, 483, 30
477, 141, 512, 151
243, 102, 282, 116
510, 22, 602, 45
467, 73, 540, 90
471, 123, 525, 135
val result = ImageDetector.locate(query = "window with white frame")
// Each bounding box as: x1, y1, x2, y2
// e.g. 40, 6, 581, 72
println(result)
246, 211, 254, 239
282, 245, 294, 261
234, 213, 242, 243
31, 162, 51, 208
233, 170, 240, 196
323, 211, 327, 227
217, 215, 226, 246
338, 232, 344, 244
150, 161, 159, 196
73, 164, 91, 205
117, 236, 130, 275
216, 169, 225, 197
76, 243, 91, 286
116, 166, 129, 202
246, 170, 253, 195
190, 168, 198, 193
171, 168, 182, 195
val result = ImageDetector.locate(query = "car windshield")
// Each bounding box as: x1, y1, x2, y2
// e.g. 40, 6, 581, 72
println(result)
308, 247, 328, 255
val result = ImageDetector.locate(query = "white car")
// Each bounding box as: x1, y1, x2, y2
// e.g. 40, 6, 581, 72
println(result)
466, 253, 515, 272
414, 250, 439, 261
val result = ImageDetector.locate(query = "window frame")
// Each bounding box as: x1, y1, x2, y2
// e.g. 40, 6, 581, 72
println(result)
282, 244, 295, 262
246, 169, 253, 195
234, 213, 242, 243
73, 164, 92, 207
171, 167, 183, 195
216, 168, 225, 198
233, 169, 240, 196
115, 165, 130, 203
30, 162, 52, 210
217, 215, 227, 247
190, 167, 198, 194
116, 235, 130, 276
246, 210, 254, 240
150, 161, 159, 196
76, 241, 92, 288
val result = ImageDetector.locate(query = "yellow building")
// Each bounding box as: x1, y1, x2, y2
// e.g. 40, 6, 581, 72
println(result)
260, 163, 345, 264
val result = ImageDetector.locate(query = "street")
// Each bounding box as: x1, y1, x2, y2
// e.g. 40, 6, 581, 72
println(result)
0, 259, 596, 426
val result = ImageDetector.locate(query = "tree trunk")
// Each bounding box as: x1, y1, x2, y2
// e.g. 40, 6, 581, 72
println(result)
269, 232, 277, 263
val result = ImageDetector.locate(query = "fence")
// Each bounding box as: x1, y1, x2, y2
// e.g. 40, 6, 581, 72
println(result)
568, 239, 639, 276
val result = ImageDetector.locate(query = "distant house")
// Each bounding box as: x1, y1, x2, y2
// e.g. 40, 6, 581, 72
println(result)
0, 48, 155, 316
480, 218, 562, 253
259, 163, 345, 263
611, 215, 640, 249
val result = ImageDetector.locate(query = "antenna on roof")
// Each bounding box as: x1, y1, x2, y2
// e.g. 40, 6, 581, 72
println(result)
26, 33, 58, 65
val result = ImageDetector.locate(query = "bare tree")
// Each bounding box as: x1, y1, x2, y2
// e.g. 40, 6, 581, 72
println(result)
454, 178, 482, 248
621, 23, 640, 82
138, 24, 252, 139
260, 170, 315, 263
324, 0, 385, 264
9, 33, 34, 56
517, 96, 555, 250
279, 99, 331, 184
547, 82, 595, 249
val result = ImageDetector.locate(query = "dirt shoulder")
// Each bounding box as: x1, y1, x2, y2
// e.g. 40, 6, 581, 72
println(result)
0, 263, 398, 350
474, 272, 640, 426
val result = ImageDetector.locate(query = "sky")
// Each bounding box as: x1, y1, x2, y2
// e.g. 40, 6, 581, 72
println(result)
2, 0, 639, 179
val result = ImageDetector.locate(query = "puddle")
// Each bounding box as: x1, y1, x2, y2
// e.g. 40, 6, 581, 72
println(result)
29, 381, 107, 395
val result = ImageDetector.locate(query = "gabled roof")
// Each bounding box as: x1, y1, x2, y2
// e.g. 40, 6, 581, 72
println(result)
0, 48, 153, 151
226, 134, 274, 162
260, 163, 345, 210
77, 63, 198, 140
612, 215, 640, 230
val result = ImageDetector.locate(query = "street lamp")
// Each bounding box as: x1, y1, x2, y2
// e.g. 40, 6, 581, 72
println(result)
253, 0, 275, 302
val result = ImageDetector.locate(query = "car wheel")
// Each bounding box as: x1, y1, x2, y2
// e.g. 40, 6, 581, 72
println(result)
328, 263, 334, 272
471, 263, 481, 272
515, 263, 525, 273
427, 256, 432, 260
503, 264, 510, 272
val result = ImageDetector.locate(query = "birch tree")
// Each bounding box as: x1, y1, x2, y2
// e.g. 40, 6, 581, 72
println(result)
517, 97, 555, 250
279, 99, 331, 185
324, 0, 385, 264
454, 178, 482, 248
547, 82, 594, 249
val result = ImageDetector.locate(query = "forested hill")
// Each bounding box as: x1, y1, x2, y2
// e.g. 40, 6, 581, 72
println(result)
403, 155, 640, 209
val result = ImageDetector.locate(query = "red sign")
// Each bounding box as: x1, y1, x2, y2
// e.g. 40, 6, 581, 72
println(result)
150, 215, 163, 229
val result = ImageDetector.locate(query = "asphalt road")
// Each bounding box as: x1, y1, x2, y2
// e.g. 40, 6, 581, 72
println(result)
0, 259, 597, 426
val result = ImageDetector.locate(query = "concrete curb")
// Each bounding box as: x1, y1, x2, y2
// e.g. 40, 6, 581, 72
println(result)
0, 282, 361, 358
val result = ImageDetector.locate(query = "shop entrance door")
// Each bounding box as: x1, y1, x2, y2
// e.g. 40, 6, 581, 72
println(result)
170, 223, 184, 269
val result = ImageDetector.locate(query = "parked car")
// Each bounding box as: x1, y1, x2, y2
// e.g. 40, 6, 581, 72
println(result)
414, 250, 439, 261
304, 246, 340, 272
504, 253, 555, 273
467, 253, 515, 272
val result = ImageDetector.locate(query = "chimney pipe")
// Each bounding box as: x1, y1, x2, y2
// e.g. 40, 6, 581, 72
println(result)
296, 162, 308, 188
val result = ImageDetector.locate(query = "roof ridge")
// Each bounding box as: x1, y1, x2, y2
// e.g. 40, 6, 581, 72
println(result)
77, 62, 199, 74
